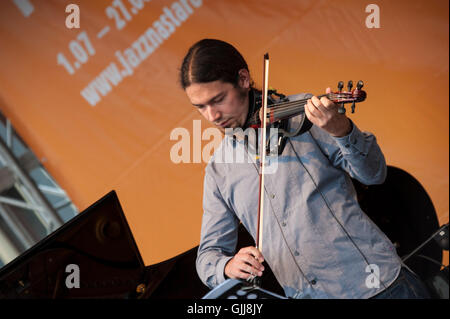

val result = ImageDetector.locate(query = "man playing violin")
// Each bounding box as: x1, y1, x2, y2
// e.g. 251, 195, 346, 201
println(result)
179, 39, 430, 299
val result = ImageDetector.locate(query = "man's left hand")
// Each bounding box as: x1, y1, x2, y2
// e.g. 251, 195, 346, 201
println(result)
305, 87, 352, 137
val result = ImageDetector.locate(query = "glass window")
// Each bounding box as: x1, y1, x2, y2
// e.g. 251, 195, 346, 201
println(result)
0, 110, 78, 267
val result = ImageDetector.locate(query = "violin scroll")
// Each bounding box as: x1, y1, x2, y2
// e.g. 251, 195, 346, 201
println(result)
332, 80, 366, 114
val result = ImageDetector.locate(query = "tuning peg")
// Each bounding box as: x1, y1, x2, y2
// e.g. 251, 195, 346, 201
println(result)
347, 80, 353, 91
357, 80, 364, 90
338, 81, 344, 92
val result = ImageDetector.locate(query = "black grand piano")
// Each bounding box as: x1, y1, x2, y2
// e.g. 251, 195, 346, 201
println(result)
0, 167, 447, 299
0, 190, 212, 299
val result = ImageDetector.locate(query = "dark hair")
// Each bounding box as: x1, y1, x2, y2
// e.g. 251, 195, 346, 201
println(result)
179, 39, 250, 90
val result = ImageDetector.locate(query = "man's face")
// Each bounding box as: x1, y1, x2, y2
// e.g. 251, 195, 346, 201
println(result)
185, 70, 250, 131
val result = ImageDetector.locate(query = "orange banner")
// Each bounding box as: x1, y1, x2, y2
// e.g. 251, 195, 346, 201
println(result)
0, 0, 448, 265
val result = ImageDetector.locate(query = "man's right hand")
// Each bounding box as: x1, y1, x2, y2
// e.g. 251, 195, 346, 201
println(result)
224, 246, 265, 280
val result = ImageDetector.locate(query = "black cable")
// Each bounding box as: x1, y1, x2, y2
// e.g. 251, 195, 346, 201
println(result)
414, 254, 447, 269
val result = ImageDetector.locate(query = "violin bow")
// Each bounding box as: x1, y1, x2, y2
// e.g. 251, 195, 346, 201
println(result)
256, 53, 270, 256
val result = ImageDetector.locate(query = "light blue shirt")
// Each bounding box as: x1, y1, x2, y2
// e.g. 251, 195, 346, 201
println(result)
196, 93, 402, 299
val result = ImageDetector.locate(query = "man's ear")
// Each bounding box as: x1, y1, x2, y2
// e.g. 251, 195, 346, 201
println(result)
238, 69, 250, 89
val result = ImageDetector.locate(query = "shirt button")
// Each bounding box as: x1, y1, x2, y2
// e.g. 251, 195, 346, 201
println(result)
360, 152, 366, 157
311, 279, 317, 285
294, 251, 299, 256
271, 194, 275, 199
281, 222, 287, 227
344, 144, 350, 148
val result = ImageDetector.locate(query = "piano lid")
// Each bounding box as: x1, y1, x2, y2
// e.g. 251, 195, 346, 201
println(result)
0, 190, 146, 298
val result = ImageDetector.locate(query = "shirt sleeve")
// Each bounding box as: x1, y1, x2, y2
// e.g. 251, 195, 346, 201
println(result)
196, 165, 239, 289
308, 119, 387, 185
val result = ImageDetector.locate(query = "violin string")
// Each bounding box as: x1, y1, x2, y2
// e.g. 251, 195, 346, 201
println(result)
268, 100, 307, 119
266, 94, 354, 119
250, 93, 357, 124
265, 100, 311, 119
269, 93, 351, 111
250, 98, 308, 125
271, 99, 346, 118
269, 94, 326, 110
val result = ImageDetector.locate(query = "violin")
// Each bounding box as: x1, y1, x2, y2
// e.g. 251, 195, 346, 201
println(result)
248, 80, 366, 129
244, 80, 367, 156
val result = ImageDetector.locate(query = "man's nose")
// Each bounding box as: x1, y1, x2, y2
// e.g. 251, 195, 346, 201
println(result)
206, 105, 221, 122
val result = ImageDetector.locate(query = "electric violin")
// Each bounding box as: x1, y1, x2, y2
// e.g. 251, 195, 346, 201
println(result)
247, 80, 367, 139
